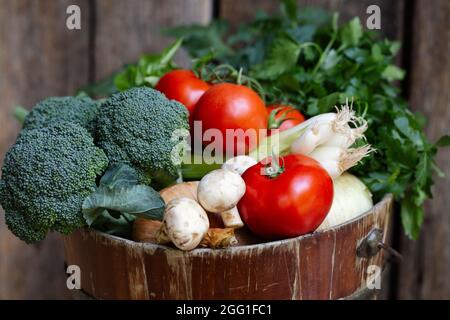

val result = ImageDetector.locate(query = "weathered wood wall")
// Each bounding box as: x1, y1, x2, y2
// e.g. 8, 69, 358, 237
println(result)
0, 0, 448, 299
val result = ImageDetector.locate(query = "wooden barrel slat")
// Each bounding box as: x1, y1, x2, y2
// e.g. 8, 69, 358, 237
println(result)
63, 194, 393, 300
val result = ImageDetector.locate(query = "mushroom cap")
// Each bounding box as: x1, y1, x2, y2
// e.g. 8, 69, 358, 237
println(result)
222, 156, 257, 175
197, 169, 246, 213
163, 198, 209, 250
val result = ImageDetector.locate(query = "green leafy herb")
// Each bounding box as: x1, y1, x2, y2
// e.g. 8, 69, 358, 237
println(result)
114, 38, 183, 91
382, 65, 405, 81
436, 135, 450, 147
76, 39, 183, 98
339, 17, 363, 46
164, 21, 233, 61
77, 72, 119, 98
250, 37, 301, 80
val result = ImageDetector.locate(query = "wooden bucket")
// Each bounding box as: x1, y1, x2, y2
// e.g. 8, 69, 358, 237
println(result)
63, 194, 393, 300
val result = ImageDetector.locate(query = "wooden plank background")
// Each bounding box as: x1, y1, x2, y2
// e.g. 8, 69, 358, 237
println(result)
0, 0, 448, 299
397, 0, 450, 299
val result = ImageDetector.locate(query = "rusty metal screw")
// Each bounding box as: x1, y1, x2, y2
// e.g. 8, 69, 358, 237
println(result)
357, 228, 402, 261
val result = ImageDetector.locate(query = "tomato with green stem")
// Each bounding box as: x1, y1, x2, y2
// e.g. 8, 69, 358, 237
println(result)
238, 154, 333, 239
267, 105, 305, 133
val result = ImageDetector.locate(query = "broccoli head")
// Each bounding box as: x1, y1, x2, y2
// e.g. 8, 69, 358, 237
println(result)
96, 87, 189, 186
0, 122, 108, 243
23, 96, 100, 134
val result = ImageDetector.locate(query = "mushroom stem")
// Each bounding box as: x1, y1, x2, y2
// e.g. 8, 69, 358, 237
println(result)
220, 206, 244, 228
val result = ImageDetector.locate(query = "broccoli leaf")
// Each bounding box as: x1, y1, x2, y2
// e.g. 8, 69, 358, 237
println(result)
100, 163, 139, 189
86, 210, 135, 238
82, 164, 165, 230
83, 184, 165, 225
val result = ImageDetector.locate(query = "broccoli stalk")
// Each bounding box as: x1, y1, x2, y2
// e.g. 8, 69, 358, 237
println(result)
13, 106, 29, 125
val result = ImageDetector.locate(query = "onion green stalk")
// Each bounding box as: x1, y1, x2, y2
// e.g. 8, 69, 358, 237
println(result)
249, 99, 373, 178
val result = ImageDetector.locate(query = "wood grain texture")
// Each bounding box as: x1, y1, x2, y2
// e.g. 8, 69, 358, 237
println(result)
63, 195, 393, 300
0, 0, 91, 299
220, 0, 404, 40
93, 0, 212, 80
397, 0, 450, 300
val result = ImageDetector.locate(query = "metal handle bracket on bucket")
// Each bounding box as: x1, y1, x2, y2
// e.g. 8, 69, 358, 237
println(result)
357, 228, 402, 261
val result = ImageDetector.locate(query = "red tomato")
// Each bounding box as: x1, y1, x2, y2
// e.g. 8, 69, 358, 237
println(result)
193, 83, 268, 155
267, 105, 305, 132
238, 154, 333, 239
155, 70, 210, 123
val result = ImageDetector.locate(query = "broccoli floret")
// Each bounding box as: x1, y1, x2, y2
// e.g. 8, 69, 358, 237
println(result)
3, 207, 48, 244
96, 87, 189, 186
0, 122, 108, 243
23, 96, 100, 134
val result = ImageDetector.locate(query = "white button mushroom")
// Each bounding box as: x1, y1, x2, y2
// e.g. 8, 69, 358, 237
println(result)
222, 155, 257, 175
197, 168, 246, 228
159, 198, 210, 251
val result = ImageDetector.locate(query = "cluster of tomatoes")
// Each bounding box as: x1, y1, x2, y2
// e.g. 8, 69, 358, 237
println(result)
156, 70, 333, 239
155, 69, 305, 155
